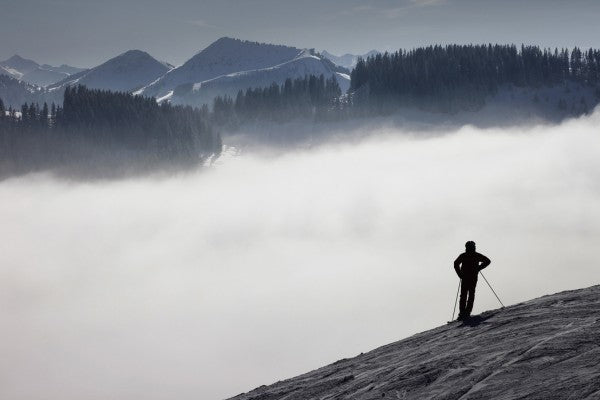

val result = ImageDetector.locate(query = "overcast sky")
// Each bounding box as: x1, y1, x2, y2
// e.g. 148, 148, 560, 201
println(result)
1, 0, 599, 68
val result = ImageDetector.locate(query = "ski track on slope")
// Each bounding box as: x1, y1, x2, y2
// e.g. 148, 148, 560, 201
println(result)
191, 52, 340, 92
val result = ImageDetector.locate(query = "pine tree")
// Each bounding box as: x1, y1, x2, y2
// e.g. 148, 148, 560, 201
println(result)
41, 102, 49, 128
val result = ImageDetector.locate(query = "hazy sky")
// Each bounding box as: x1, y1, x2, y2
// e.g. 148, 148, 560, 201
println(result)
1, 0, 599, 68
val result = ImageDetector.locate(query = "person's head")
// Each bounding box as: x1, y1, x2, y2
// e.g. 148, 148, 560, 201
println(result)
465, 241, 476, 253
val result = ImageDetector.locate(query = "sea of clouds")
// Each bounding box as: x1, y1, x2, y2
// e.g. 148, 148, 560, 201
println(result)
1, 111, 599, 399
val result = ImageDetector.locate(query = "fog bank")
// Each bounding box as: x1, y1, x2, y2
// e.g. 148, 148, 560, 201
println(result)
1, 111, 599, 399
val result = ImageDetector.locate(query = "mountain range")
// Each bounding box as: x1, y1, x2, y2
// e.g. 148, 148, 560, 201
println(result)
47, 50, 173, 93
136, 37, 350, 106
0, 54, 85, 87
1, 39, 597, 122
320, 49, 380, 69
227, 285, 600, 399
0, 38, 351, 108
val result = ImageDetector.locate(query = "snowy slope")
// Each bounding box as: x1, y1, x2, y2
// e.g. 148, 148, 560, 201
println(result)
0, 65, 23, 80
171, 51, 350, 106
48, 50, 172, 92
0, 74, 46, 107
140, 37, 304, 98
0, 55, 39, 74
228, 285, 600, 400
23, 64, 86, 87
21, 68, 69, 87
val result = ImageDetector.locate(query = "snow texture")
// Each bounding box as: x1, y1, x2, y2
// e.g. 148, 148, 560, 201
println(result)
0, 65, 23, 80
228, 285, 600, 400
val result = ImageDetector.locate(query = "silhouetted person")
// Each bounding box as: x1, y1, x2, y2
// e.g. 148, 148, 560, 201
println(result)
454, 241, 491, 320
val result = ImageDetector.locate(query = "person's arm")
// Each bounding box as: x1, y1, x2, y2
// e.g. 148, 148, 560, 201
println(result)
454, 255, 463, 279
478, 253, 491, 271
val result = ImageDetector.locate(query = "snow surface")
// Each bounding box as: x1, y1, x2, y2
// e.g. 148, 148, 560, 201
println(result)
0, 65, 23, 80
156, 90, 174, 103
228, 285, 600, 400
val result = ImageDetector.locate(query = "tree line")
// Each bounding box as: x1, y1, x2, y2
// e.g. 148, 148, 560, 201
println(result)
211, 74, 343, 127
3, 44, 600, 178
0, 85, 221, 178
350, 44, 600, 113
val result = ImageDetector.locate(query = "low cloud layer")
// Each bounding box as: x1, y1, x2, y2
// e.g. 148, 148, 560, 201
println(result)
1, 112, 599, 399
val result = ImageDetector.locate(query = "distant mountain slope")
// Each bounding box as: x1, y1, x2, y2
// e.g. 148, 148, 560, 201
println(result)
0, 55, 86, 86
0, 55, 39, 74
140, 37, 304, 98
228, 285, 600, 400
321, 50, 379, 69
0, 65, 23, 80
48, 50, 172, 93
0, 74, 45, 108
21, 68, 69, 87
170, 50, 350, 107
43, 64, 86, 76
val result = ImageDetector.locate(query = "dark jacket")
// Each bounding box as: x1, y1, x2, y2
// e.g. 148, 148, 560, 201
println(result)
454, 251, 491, 282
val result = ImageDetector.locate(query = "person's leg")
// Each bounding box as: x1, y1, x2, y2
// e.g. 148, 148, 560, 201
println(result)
466, 282, 476, 316
459, 281, 468, 318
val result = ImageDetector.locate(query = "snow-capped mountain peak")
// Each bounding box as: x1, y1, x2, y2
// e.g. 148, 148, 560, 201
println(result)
0, 54, 40, 74
47, 49, 172, 93
0, 55, 87, 87
140, 37, 305, 98
139, 38, 350, 106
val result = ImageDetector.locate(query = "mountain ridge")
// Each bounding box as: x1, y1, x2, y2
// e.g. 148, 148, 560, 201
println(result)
170, 49, 350, 107
227, 285, 600, 400
321, 50, 380, 69
0, 54, 86, 87
140, 37, 305, 98
0, 54, 39, 74
47, 49, 171, 93
139, 37, 350, 106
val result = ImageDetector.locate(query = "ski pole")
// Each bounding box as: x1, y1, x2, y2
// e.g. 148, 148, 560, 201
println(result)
451, 280, 461, 321
480, 272, 505, 308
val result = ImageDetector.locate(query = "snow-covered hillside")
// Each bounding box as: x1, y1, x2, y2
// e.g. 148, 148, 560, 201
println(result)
48, 50, 172, 93
2, 39, 351, 106
0, 55, 39, 75
140, 37, 303, 98
138, 37, 349, 106
21, 68, 69, 87
0, 65, 23, 80
228, 285, 600, 400
0, 74, 45, 107
171, 50, 350, 106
